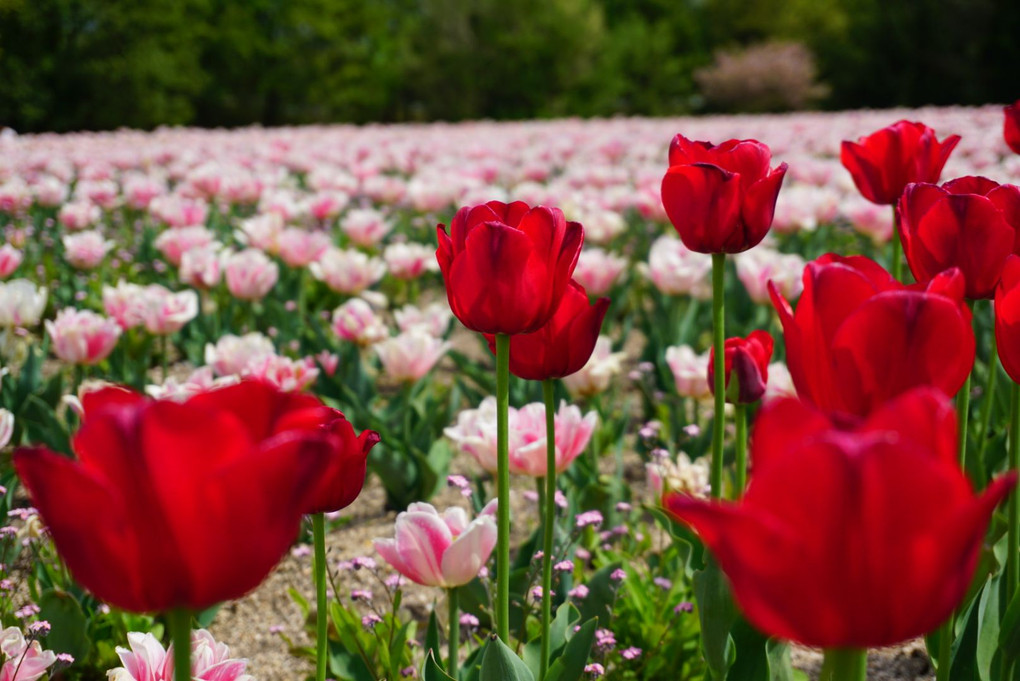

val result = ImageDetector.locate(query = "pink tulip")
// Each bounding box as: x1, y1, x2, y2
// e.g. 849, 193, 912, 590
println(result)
224, 249, 279, 301
142, 286, 198, 335
123, 174, 165, 210
243, 354, 319, 392
107, 629, 253, 681
306, 191, 349, 222
149, 195, 209, 228
0, 626, 57, 681
0, 245, 22, 279
510, 401, 598, 477
374, 500, 498, 588
57, 200, 101, 230
331, 298, 389, 346
236, 213, 284, 253
315, 350, 340, 377
562, 336, 626, 398
734, 249, 805, 304
204, 333, 276, 376
154, 226, 216, 266
31, 176, 68, 208
375, 329, 450, 383
179, 245, 223, 290
394, 303, 452, 337
63, 230, 113, 270
45, 308, 121, 365
103, 280, 148, 330
383, 242, 437, 280
341, 208, 392, 247
574, 248, 627, 296
665, 345, 713, 400
277, 227, 331, 267
310, 248, 385, 295
646, 235, 712, 298
0, 280, 47, 328
145, 366, 239, 402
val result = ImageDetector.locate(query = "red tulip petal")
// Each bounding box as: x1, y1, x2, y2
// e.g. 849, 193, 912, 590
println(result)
661, 163, 742, 253
751, 397, 833, 472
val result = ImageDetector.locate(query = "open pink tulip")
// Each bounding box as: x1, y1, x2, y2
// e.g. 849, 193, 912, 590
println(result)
45, 308, 122, 365
374, 500, 498, 588
107, 629, 253, 681
0, 626, 57, 681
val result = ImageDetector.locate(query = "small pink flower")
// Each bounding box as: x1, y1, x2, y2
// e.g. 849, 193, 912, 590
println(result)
331, 298, 389, 346
204, 333, 276, 376
236, 213, 285, 253
103, 280, 148, 329
665, 345, 712, 400
224, 249, 279, 301
734, 249, 804, 304
31, 176, 68, 208
315, 350, 340, 377
0, 626, 57, 681
122, 174, 165, 210
574, 248, 627, 296
243, 354, 319, 392
179, 245, 223, 290
106, 629, 253, 681
373, 500, 498, 588
154, 226, 216, 266
142, 286, 198, 335
306, 191, 349, 221
383, 243, 437, 280
375, 329, 450, 383
341, 208, 392, 247
562, 336, 626, 398
45, 308, 121, 365
311, 248, 385, 295
57, 200, 101, 230
63, 230, 114, 270
0, 245, 22, 279
277, 227, 331, 267
149, 195, 209, 228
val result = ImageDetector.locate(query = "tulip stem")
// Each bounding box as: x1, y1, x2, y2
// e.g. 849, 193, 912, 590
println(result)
890, 207, 903, 282
710, 253, 726, 499
448, 588, 459, 679
168, 608, 191, 681
733, 403, 747, 499
820, 649, 867, 681
957, 372, 972, 469
495, 333, 511, 642
1008, 381, 1019, 604
313, 513, 328, 681
975, 315, 999, 476
539, 378, 556, 681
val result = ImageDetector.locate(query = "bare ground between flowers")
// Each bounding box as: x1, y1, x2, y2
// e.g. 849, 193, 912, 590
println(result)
210, 468, 935, 681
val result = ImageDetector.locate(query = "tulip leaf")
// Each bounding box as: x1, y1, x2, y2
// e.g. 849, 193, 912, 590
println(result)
727, 619, 796, 681
544, 617, 596, 681
975, 574, 1003, 681
693, 558, 737, 680
19, 394, 71, 455
424, 649, 457, 681
523, 603, 579, 677
648, 506, 706, 572
426, 610, 443, 672
480, 635, 535, 681
194, 603, 221, 629
1000, 585, 1020, 663
577, 562, 623, 626
37, 588, 91, 662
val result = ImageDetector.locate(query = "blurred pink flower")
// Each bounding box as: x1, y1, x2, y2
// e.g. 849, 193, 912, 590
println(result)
393, 302, 452, 337
734, 249, 805, 304
0, 410, 12, 450
123, 174, 165, 210
57, 200, 102, 230
0, 245, 22, 279
277, 227, 331, 267
373, 500, 498, 588
0, 280, 47, 328
63, 230, 114, 270
375, 329, 450, 383
205, 332, 276, 376
306, 191, 349, 222
243, 354, 319, 392
0, 626, 57, 681
341, 208, 391, 247
310, 248, 385, 295
236, 213, 284, 253
646, 235, 712, 298
842, 196, 894, 243
562, 336, 626, 398
103, 280, 148, 330
574, 248, 627, 296
225, 249, 279, 301
45, 308, 121, 365
149, 195, 209, 228
179, 245, 223, 289
331, 298, 389, 346
383, 242, 437, 280
315, 350, 340, 377
154, 226, 216, 266
145, 366, 240, 402
142, 286, 198, 335
665, 345, 712, 400
106, 629, 253, 681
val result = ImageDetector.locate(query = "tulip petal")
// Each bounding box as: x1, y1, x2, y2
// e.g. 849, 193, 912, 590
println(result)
661, 164, 742, 254
440, 516, 497, 587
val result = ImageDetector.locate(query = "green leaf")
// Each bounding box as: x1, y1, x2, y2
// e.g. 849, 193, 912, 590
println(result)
194, 603, 221, 629
975, 575, 1003, 680
37, 588, 91, 662
523, 603, 579, 677
480, 636, 535, 681
289, 587, 311, 621
328, 639, 376, 681
576, 562, 622, 626
424, 649, 457, 681
544, 617, 596, 681
426, 609, 443, 671
693, 558, 737, 680
1000, 585, 1020, 662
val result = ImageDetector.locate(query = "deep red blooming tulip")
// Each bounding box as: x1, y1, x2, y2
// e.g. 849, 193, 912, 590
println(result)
660, 135, 787, 254
995, 255, 1020, 384
897, 177, 1020, 299
840, 120, 961, 205
436, 201, 583, 335
665, 389, 1016, 648
770, 254, 974, 418
1005, 101, 1020, 155
13, 381, 375, 613
484, 280, 609, 381
707, 330, 773, 404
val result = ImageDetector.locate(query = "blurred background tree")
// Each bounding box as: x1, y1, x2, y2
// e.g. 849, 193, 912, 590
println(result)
0, 0, 1017, 132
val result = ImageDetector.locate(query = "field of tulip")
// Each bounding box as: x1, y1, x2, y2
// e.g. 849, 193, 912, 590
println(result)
1, 102, 1020, 681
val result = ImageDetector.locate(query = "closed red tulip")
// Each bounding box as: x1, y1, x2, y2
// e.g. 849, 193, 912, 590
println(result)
1005, 101, 1020, 155
840, 120, 961, 205
995, 255, 1020, 384
707, 330, 773, 404
436, 201, 583, 335
660, 135, 787, 254
770, 254, 974, 418
485, 280, 609, 381
897, 177, 1019, 299
665, 389, 1016, 648
13, 381, 375, 613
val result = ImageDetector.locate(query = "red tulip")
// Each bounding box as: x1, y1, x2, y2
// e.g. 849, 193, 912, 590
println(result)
665, 389, 1016, 648
485, 280, 609, 381
770, 254, 974, 418
1005, 101, 1020, 155
995, 255, 1020, 384
707, 330, 773, 404
896, 177, 1019, 299
13, 381, 374, 613
660, 135, 787, 254
436, 201, 583, 335
840, 120, 961, 205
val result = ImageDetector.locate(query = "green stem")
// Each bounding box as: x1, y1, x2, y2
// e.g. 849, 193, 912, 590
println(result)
890, 207, 903, 282
975, 310, 998, 478
1008, 382, 1019, 604
168, 609, 191, 681
710, 253, 726, 499
733, 403, 748, 499
539, 379, 556, 681
313, 513, 328, 681
957, 372, 972, 469
820, 649, 867, 681
448, 588, 459, 679
495, 333, 511, 642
